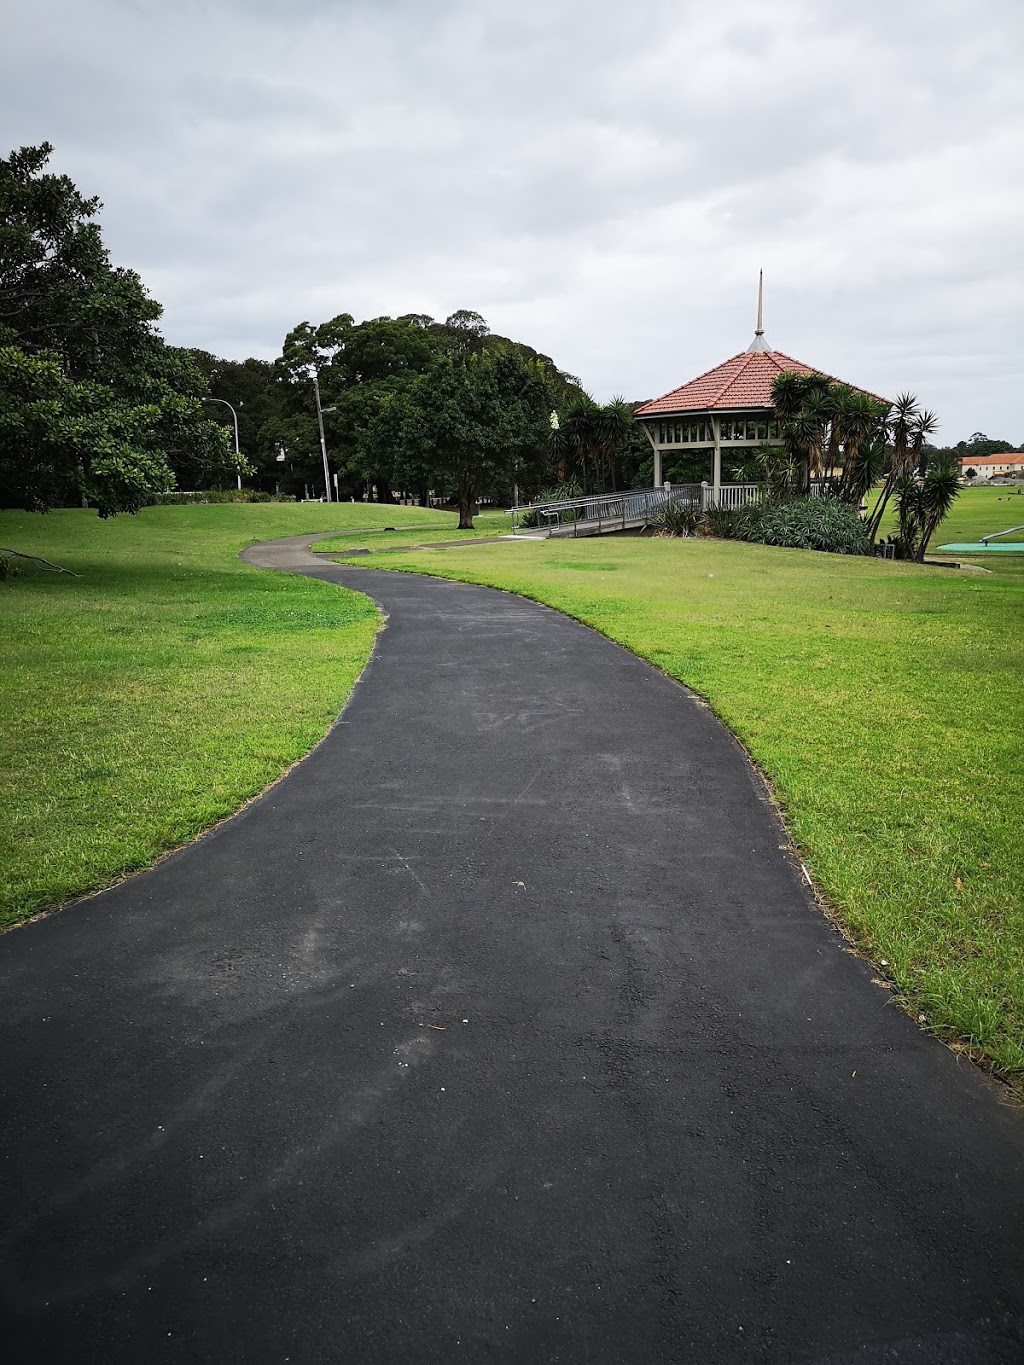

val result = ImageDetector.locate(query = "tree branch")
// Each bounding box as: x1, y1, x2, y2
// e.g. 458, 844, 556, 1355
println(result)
0, 547, 78, 575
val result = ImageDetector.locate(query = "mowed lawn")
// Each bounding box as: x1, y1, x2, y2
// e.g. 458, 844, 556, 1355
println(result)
0, 502, 463, 925
931, 483, 1024, 548
357, 488, 1024, 1084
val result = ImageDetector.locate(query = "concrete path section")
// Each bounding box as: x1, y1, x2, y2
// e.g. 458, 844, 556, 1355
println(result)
1, 534, 1022, 1363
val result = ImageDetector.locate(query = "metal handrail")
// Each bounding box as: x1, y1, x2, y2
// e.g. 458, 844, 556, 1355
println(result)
510, 484, 703, 536
510, 482, 768, 536
981, 523, 1024, 544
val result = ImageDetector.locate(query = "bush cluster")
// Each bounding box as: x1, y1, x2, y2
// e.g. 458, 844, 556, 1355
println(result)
740, 497, 872, 555
149, 490, 295, 506
649, 500, 701, 536
652, 494, 871, 556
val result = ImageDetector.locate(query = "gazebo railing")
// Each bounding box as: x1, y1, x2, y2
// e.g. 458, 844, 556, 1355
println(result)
704, 483, 761, 510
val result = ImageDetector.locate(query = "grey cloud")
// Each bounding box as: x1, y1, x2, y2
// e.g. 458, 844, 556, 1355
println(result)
3, 0, 1023, 439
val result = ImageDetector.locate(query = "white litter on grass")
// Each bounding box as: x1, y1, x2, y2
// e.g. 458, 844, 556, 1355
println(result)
800, 862, 813, 887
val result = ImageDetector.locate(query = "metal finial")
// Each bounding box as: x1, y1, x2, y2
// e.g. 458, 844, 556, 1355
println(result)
756, 269, 763, 335
747, 270, 770, 352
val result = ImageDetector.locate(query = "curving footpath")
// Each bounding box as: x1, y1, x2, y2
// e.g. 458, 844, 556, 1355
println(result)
1, 533, 1023, 1363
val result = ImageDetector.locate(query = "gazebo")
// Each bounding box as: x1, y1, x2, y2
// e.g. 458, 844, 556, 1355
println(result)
634, 277, 878, 497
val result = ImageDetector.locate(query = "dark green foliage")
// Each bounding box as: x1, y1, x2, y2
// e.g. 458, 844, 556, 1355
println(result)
518, 478, 583, 528
740, 496, 871, 555
0, 144, 235, 514
701, 505, 750, 540
864, 393, 941, 545
268, 310, 579, 506
367, 347, 554, 527
755, 442, 800, 501
960, 434, 1016, 457
893, 455, 962, 561
770, 370, 890, 504
550, 393, 633, 493
149, 490, 295, 505
650, 500, 701, 537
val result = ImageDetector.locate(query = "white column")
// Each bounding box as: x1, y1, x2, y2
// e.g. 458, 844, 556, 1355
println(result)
712, 417, 722, 499
640, 421, 660, 488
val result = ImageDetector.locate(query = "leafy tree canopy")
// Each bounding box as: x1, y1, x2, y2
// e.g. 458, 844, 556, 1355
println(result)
0, 143, 235, 513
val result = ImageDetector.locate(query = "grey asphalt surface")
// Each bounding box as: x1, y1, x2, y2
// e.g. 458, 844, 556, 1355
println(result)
2, 533, 1023, 1363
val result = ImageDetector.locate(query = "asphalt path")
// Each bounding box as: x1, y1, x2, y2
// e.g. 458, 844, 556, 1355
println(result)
2, 533, 1023, 1363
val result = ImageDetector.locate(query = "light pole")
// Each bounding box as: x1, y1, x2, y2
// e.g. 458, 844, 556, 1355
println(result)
312, 371, 336, 503
202, 397, 242, 490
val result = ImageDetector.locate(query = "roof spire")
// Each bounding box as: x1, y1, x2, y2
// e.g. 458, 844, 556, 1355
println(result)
757, 269, 763, 333
747, 270, 771, 352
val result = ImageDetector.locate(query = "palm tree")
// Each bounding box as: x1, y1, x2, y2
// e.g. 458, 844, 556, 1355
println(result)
865, 392, 919, 544
772, 371, 831, 492
552, 392, 632, 493
894, 455, 961, 561
839, 433, 888, 509
910, 408, 940, 473
836, 394, 888, 505
593, 397, 632, 491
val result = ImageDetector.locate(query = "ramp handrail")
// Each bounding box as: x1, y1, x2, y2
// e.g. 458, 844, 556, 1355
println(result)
510, 482, 765, 536
981, 523, 1024, 544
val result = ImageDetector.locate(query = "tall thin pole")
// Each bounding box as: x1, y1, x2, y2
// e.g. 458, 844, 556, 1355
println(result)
312, 371, 333, 503
202, 396, 242, 489
756, 269, 764, 336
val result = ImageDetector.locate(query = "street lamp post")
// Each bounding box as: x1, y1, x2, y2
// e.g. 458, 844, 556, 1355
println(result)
312, 371, 336, 503
202, 397, 242, 490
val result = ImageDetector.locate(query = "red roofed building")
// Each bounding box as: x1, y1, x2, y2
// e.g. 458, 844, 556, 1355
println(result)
959, 453, 1024, 479
634, 277, 884, 493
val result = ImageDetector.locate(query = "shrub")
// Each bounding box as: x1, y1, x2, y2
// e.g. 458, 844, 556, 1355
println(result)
518, 478, 582, 529
700, 505, 750, 540
650, 500, 701, 537
149, 490, 295, 506
740, 496, 871, 555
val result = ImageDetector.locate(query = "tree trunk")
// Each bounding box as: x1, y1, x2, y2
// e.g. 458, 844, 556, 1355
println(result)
457, 472, 477, 529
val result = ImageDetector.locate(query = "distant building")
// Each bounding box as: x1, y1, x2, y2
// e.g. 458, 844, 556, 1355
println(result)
634, 275, 886, 492
960, 453, 1024, 479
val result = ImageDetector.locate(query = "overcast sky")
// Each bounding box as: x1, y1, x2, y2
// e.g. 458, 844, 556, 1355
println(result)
4, 0, 1023, 442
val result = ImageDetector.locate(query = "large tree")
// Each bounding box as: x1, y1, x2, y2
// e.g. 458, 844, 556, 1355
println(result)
392, 348, 552, 527
0, 143, 235, 513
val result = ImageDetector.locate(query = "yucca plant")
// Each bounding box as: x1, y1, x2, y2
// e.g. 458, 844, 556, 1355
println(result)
650, 501, 701, 537
894, 456, 961, 561
865, 395, 939, 545
517, 477, 583, 528
700, 505, 750, 539
740, 497, 871, 555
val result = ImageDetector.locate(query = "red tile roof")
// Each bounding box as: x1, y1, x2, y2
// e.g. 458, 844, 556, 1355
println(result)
635, 349, 884, 417
959, 452, 1024, 466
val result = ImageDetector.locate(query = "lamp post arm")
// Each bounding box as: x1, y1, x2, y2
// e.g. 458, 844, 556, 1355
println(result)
201, 396, 242, 490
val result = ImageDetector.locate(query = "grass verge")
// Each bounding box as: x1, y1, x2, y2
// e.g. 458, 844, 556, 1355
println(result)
368, 488, 1024, 1087
310, 509, 513, 554
0, 501, 463, 926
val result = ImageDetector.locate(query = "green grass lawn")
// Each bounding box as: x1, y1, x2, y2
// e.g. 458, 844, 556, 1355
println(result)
359, 487, 1024, 1086
930, 484, 1024, 548
0, 501, 465, 925
4, 491, 1023, 1089
310, 509, 512, 555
